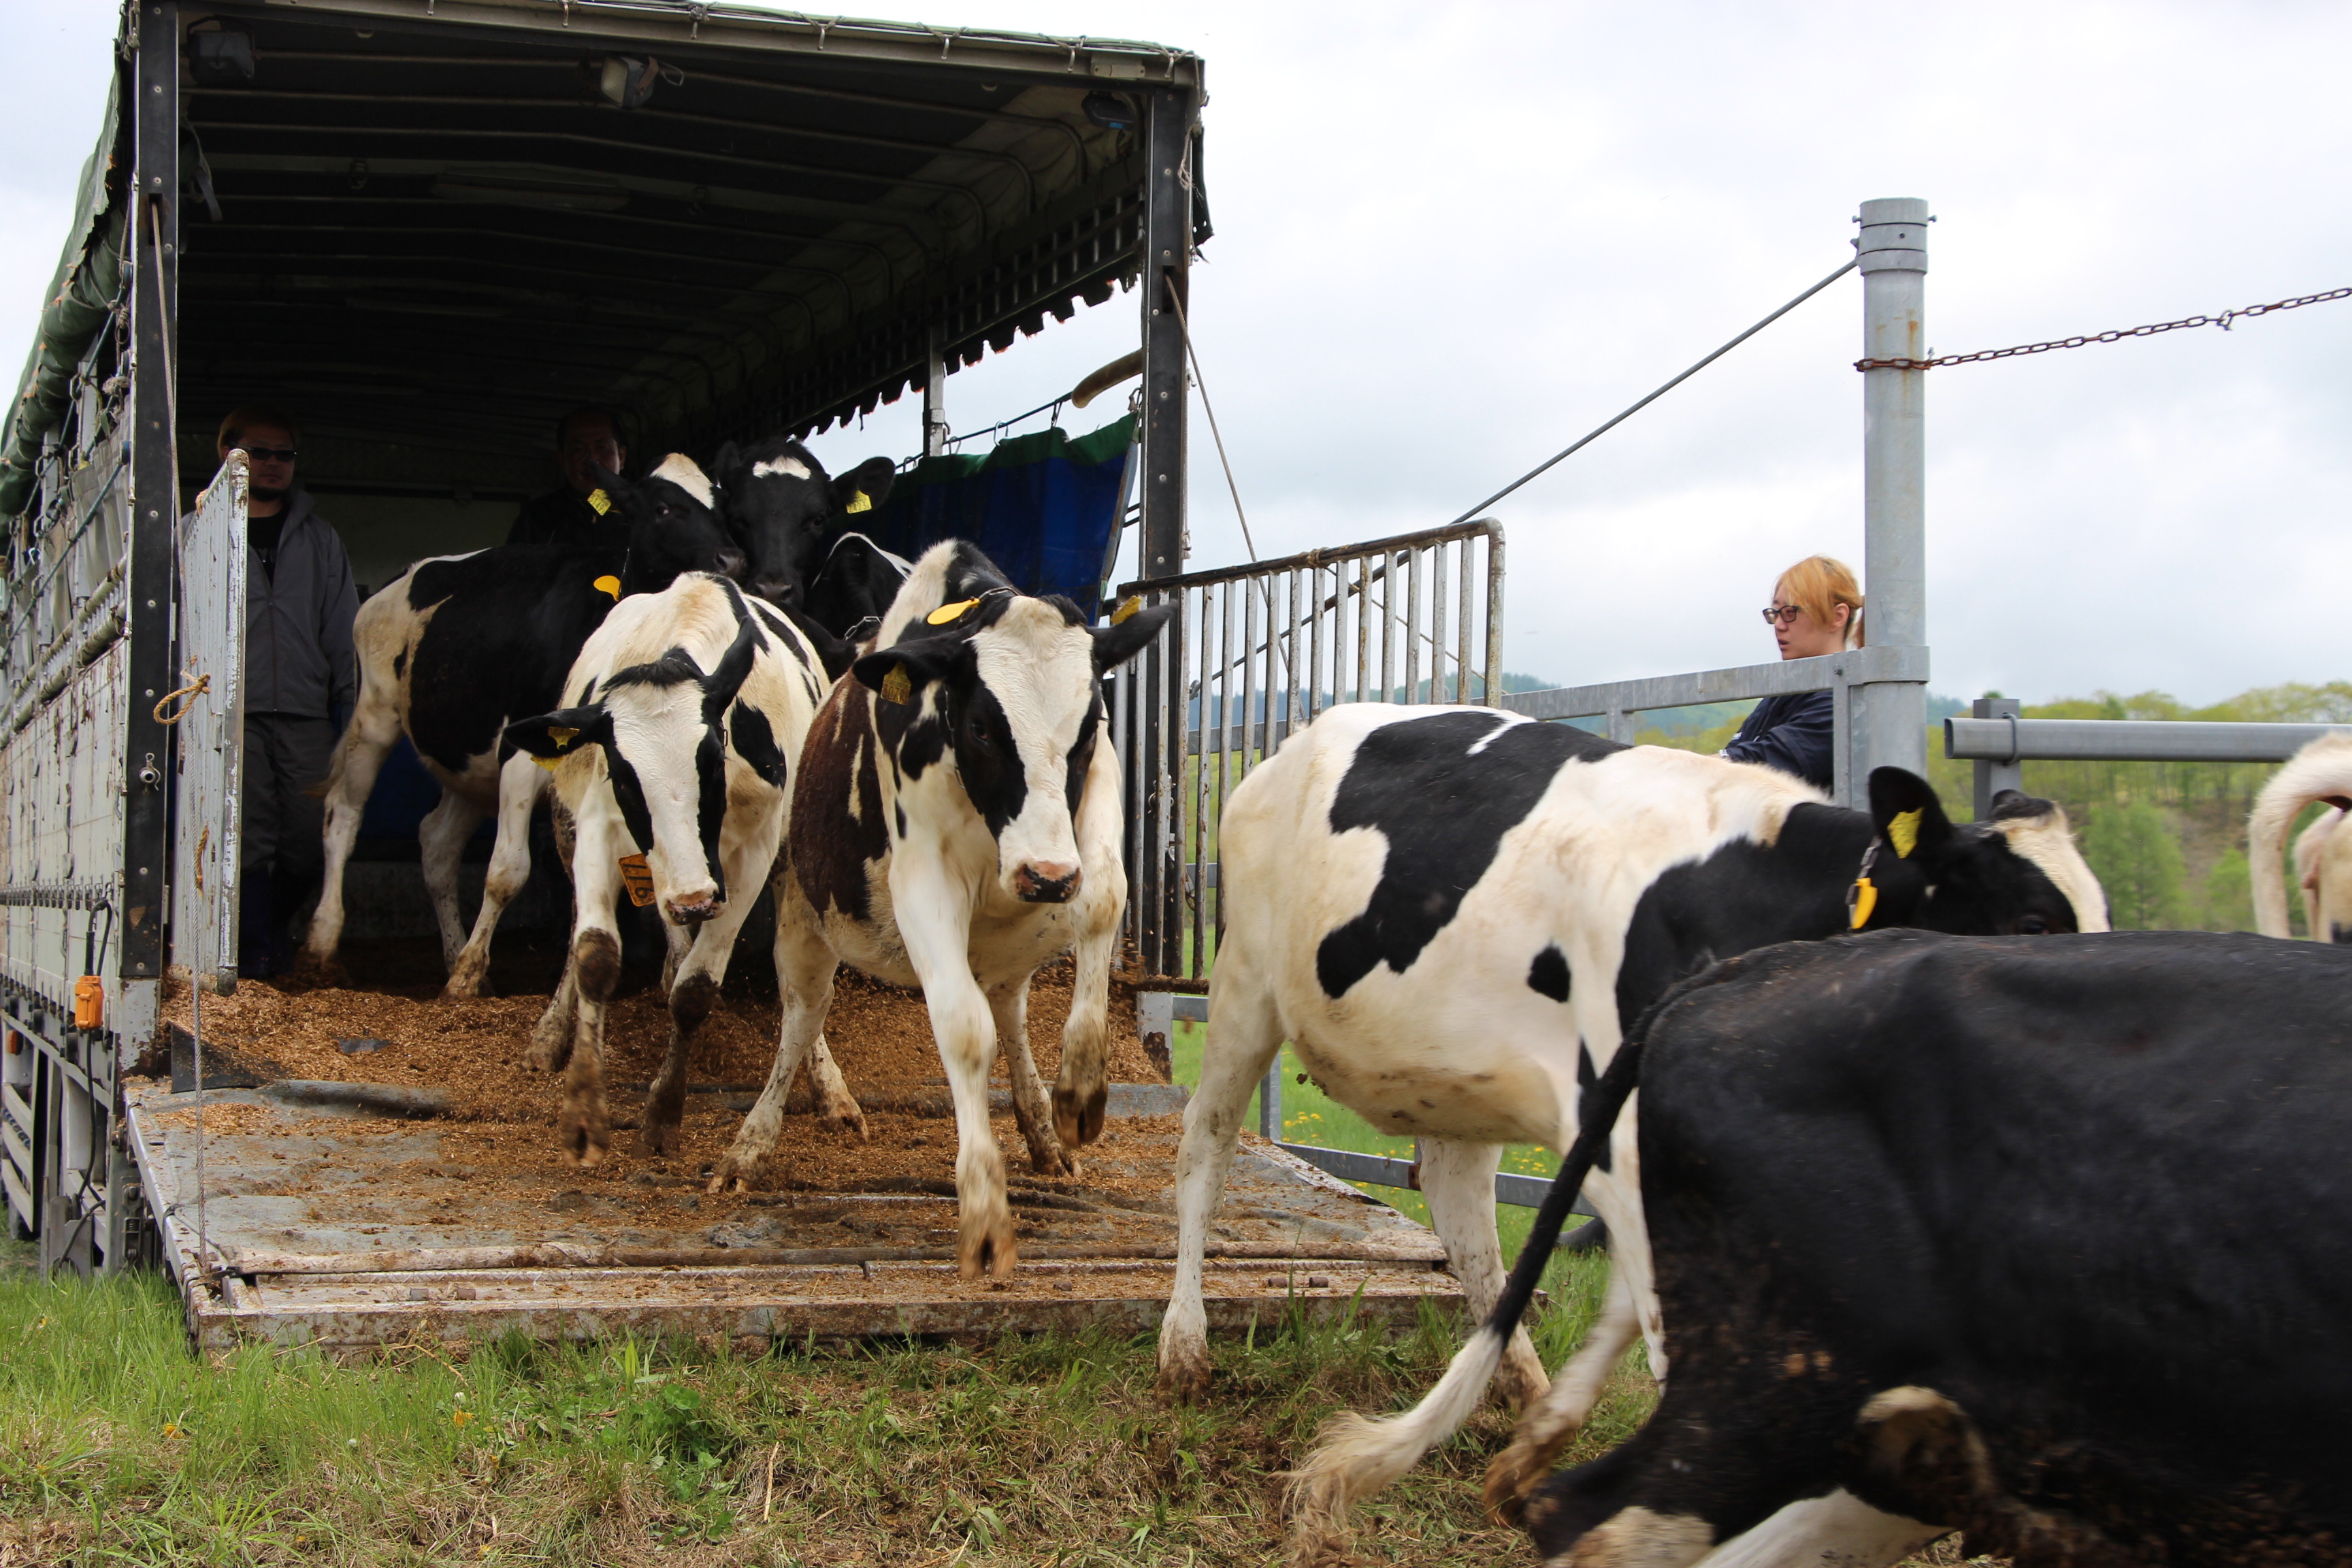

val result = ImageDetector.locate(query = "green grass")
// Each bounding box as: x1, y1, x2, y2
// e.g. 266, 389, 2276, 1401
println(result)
0, 1253, 1652, 1566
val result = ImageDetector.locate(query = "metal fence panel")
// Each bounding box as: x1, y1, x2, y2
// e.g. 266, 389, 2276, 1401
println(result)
169, 455, 248, 993
1114, 519, 1503, 988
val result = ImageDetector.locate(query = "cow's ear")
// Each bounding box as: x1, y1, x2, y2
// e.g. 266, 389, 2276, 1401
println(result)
1867, 768, 1958, 862
834, 457, 897, 515
506, 705, 610, 759
591, 464, 629, 499
1091, 601, 1175, 671
714, 441, 742, 478
851, 635, 966, 704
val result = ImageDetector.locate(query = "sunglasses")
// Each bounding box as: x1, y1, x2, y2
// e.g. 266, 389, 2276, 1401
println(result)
1761, 605, 1804, 625
240, 445, 298, 464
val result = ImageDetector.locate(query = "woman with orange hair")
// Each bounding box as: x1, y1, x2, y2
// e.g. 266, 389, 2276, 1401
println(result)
1720, 555, 1862, 792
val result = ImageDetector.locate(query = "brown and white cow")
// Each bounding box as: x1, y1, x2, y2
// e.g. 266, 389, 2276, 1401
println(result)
705, 540, 1171, 1279
504, 571, 862, 1162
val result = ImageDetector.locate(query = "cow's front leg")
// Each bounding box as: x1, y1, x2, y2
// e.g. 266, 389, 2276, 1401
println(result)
445, 756, 544, 998
990, 977, 1075, 1177
1054, 739, 1126, 1149
644, 826, 768, 1156
1157, 962, 1283, 1401
557, 813, 624, 1165
1418, 1137, 1548, 1413
896, 858, 1011, 1278
710, 875, 847, 1190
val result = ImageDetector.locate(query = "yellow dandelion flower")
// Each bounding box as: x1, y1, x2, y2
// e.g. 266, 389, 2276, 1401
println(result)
452, 1409, 474, 1428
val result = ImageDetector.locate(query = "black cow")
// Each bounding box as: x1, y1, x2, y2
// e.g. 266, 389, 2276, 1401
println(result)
802, 532, 913, 642
297, 456, 741, 992
1517, 930, 2352, 1568
710, 435, 896, 615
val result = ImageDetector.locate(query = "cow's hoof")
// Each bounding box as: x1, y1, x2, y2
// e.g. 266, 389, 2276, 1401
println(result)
640, 1117, 681, 1158
1156, 1347, 1214, 1404
1052, 1082, 1107, 1149
440, 968, 491, 1001
524, 1025, 570, 1073
1482, 1437, 1560, 1526
559, 1111, 610, 1166
815, 1096, 869, 1142
957, 1219, 1018, 1281
704, 1152, 771, 1194
284, 953, 348, 990
1030, 1145, 1079, 1179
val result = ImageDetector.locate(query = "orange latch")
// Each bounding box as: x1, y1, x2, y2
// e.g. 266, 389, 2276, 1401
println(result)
74, 975, 104, 1030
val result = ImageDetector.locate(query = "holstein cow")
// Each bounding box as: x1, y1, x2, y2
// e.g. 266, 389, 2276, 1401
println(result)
710, 434, 897, 616
504, 571, 864, 1162
704, 541, 1172, 1279
1516, 930, 2352, 1568
298, 457, 742, 994
1141, 704, 2105, 1552
2250, 732, 2352, 943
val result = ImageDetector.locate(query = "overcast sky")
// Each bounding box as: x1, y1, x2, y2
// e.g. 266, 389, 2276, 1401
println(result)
7, 2, 2347, 705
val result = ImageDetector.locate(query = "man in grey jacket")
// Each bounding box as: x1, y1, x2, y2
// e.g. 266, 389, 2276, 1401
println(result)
214, 406, 359, 977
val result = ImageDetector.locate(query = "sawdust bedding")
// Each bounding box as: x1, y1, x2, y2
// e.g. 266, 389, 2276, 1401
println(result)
151, 959, 1168, 1197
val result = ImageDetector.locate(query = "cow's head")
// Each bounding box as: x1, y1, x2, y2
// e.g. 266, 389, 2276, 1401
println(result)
710, 438, 897, 608
597, 455, 745, 590
1855, 768, 2110, 934
506, 577, 764, 926
852, 593, 1173, 903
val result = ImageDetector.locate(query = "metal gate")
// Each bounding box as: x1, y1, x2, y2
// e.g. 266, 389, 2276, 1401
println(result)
170, 455, 247, 995
1113, 519, 1503, 987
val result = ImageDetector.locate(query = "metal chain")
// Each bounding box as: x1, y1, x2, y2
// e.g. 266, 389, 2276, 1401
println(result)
1855, 284, 2352, 371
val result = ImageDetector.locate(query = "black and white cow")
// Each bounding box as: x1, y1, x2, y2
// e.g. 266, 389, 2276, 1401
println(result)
710, 435, 897, 615
1517, 930, 2352, 1568
299, 457, 743, 994
802, 532, 914, 641
704, 540, 1172, 1279
1144, 704, 2107, 1549
504, 571, 863, 1162
2250, 732, 2352, 943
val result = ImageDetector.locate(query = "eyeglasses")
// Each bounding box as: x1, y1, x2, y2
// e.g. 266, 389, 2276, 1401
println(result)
1761, 605, 1804, 626
240, 446, 298, 464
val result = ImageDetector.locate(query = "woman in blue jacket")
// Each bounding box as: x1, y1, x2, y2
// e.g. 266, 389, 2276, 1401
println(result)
1721, 555, 1861, 793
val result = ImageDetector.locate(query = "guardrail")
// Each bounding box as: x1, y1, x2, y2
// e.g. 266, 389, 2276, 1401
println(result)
1947, 696, 2352, 815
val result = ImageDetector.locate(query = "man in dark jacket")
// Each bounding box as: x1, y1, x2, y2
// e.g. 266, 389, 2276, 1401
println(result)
214, 406, 359, 976
505, 406, 631, 546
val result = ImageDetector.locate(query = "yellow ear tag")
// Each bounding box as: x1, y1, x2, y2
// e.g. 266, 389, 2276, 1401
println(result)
533, 756, 562, 773
926, 598, 979, 626
845, 490, 871, 514
592, 574, 622, 601
880, 665, 913, 706
617, 853, 655, 908
1849, 877, 1878, 930
548, 726, 579, 748
586, 488, 612, 517
1887, 808, 1923, 860
1111, 595, 1143, 625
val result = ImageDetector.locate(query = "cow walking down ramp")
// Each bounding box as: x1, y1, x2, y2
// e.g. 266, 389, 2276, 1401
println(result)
1524, 930, 2352, 1568
1146, 704, 2107, 1553
299, 457, 743, 995
708, 540, 1173, 1280
506, 570, 860, 1163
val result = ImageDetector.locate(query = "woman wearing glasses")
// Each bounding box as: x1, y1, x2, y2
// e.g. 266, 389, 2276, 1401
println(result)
1719, 554, 1862, 792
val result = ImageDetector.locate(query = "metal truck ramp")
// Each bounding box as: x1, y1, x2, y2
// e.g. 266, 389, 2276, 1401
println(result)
123, 1073, 1458, 1352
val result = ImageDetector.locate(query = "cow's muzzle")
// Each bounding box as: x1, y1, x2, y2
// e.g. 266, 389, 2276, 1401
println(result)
664, 892, 723, 926
1011, 862, 1081, 904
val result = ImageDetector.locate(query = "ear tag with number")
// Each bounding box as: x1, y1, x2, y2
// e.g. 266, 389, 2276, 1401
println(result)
881, 665, 913, 706
617, 853, 656, 908
845, 490, 871, 514
1111, 595, 1143, 625
586, 488, 612, 517
926, 598, 979, 625
1887, 808, 1923, 859
592, 574, 622, 601
1849, 877, 1878, 930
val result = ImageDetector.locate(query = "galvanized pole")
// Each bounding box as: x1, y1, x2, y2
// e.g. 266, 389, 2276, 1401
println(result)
1138, 89, 1193, 581
1855, 197, 1931, 785
1970, 694, 2023, 820
921, 328, 948, 458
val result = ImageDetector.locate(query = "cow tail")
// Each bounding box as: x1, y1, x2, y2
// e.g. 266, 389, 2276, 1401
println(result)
1283, 1038, 1645, 1559
2251, 736, 2352, 938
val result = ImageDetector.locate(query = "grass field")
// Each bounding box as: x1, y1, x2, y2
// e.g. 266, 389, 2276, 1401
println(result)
0, 1036, 1643, 1567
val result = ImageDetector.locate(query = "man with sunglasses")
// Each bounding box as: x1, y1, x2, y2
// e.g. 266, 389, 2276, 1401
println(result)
213, 406, 359, 977
506, 406, 632, 546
